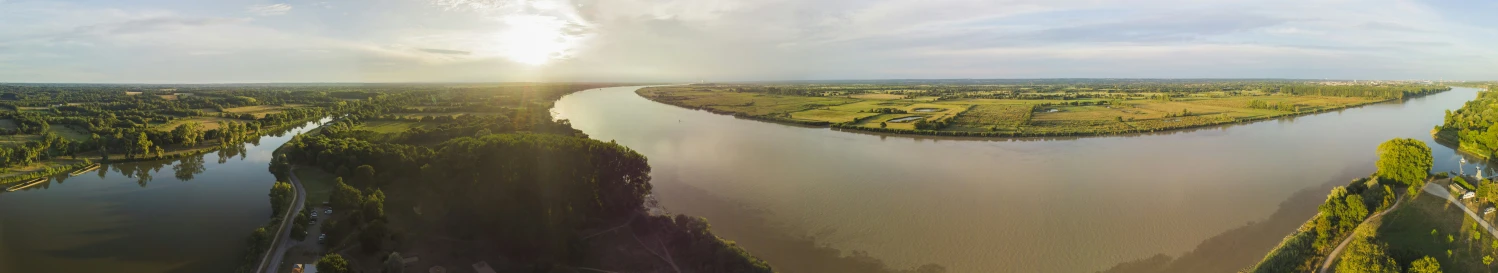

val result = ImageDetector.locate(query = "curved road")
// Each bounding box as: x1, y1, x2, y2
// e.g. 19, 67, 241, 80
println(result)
1317, 186, 1406, 273
1320, 180, 1498, 273
255, 166, 305, 273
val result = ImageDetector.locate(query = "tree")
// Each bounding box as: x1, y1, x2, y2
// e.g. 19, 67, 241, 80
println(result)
269, 181, 294, 215
331, 178, 364, 211
317, 254, 351, 273
1409, 256, 1441, 273
135, 131, 153, 159
1375, 138, 1432, 189
1338, 237, 1399, 273
364, 189, 386, 220
385, 252, 405, 273
355, 165, 376, 186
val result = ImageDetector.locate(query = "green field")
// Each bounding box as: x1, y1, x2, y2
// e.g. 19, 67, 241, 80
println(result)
1375, 193, 1495, 272
639, 85, 1385, 136
294, 166, 340, 206
358, 120, 427, 134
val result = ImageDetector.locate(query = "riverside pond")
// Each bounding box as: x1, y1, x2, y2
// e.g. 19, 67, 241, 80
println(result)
552, 86, 1493, 273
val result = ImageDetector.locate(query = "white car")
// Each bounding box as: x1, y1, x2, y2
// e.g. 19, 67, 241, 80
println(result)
325, 209, 332, 214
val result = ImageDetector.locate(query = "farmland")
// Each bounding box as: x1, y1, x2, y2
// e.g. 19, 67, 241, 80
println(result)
639, 81, 1449, 137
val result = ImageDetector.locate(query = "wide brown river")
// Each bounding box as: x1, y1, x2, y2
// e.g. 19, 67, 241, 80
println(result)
553, 86, 1490, 273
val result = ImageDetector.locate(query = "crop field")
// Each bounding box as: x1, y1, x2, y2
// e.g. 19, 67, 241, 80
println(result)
641, 84, 1390, 136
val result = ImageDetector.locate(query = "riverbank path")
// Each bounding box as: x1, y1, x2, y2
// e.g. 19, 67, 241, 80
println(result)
1317, 186, 1406, 273
1320, 179, 1498, 273
256, 166, 306, 273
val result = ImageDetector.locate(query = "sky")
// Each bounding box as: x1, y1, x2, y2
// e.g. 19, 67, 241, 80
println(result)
1, 0, 1497, 83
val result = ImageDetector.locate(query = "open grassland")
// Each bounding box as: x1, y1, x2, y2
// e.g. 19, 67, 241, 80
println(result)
639, 86, 1385, 137
358, 120, 428, 134
222, 105, 301, 118
1375, 194, 1493, 273
153, 116, 240, 131
294, 166, 339, 206
0, 119, 16, 130
49, 125, 91, 142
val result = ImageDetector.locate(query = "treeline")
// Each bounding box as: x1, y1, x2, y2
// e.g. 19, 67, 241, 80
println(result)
696, 81, 1451, 101
1246, 139, 1431, 273
1247, 100, 1299, 112
260, 83, 771, 272
1275, 85, 1450, 99
1435, 86, 1498, 159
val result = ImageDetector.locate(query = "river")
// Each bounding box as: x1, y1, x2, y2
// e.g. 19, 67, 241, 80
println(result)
0, 119, 324, 273
552, 86, 1491, 273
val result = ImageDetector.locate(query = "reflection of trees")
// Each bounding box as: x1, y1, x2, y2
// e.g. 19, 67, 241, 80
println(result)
173, 155, 206, 181
217, 143, 248, 164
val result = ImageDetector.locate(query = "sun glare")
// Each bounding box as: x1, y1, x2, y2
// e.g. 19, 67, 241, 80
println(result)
498, 15, 580, 66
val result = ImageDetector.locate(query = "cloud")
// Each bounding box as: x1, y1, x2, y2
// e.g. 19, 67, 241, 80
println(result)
247, 4, 292, 16
418, 48, 472, 55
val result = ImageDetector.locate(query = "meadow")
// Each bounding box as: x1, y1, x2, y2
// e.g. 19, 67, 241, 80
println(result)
636, 82, 1419, 137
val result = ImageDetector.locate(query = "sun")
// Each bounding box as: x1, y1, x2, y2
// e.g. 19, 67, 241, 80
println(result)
497, 15, 581, 66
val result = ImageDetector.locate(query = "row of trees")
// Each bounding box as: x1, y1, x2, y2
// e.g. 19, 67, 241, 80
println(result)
1248, 139, 1433, 273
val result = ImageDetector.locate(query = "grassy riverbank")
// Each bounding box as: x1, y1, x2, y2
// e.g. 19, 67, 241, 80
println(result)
640, 82, 1447, 138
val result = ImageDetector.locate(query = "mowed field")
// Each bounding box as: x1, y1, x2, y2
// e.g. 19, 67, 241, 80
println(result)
1374, 189, 1492, 273
222, 104, 306, 118
640, 86, 1384, 136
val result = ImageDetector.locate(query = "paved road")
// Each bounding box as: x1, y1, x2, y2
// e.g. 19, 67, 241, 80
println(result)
256, 166, 306, 273
1320, 180, 1498, 273
1421, 181, 1498, 238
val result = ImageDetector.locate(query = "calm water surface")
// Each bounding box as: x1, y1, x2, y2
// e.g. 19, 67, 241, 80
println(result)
0, 119, 323, 273
553, 86, 1490, 273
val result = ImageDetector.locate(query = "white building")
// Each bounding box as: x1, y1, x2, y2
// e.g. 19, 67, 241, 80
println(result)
1463, 191, 1476, 200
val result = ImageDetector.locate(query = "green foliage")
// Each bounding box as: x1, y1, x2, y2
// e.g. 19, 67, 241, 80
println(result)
317, 254, 351, 273
330, 178, 364, 211
385, 252, 405, 273
1408, 256, 1442, 273
268, 181, 294, 216
1375, 138, 1432, 187
1338, 237, 1400, 273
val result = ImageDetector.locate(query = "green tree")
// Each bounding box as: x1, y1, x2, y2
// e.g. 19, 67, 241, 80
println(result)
1338, 237, 1400, 273
331, 178, 364, 211
1409, 256, 1441, 273
385, 252, 405, 273
269, 181, 294, 215
317, 254, 351, 273
1375, 138, 1432, 190
134, 132, 153, 159
355, 164, 376, 186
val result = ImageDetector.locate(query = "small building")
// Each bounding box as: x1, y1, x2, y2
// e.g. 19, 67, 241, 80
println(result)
294, 263, 317, 273
1463, 192, 1476, 200
1486, 207, 1496, 215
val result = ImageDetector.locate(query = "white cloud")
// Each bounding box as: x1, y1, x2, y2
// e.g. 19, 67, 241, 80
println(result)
247, 4, 292, 16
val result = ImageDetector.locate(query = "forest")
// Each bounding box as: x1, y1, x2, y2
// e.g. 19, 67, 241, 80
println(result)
1435, 86, 1498, 159
0, 83, 343, 185
639, 80, 1450, 138
264, 83, 775, 273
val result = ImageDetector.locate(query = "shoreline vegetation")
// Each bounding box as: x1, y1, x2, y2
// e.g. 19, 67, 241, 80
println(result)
637, 80, 1451, 138
0, 83, 340, 189
1432, 85, 1498, 160
1244, 138, 1433, 273
242, 83, 786, 273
